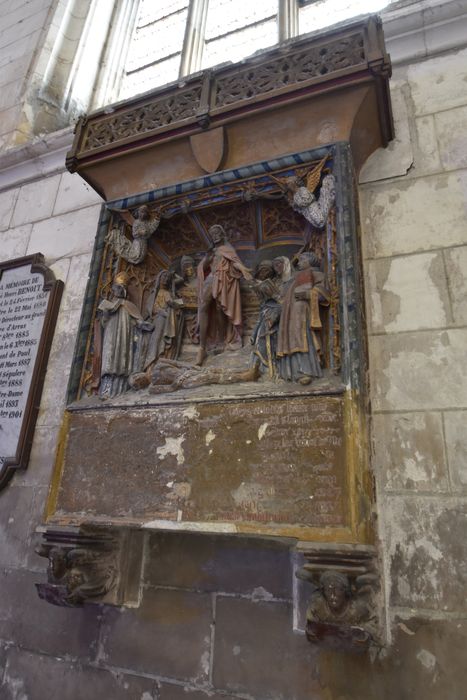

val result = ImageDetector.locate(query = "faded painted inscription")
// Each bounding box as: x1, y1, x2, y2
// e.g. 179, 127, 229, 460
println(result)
59, 395, 347, 530
185, 397, 346, 527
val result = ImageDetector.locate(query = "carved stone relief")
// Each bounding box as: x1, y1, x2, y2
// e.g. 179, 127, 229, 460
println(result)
90, 155, 336, 399
46, 145, 371, 573
35, 529, 119, 607
296, 545, 380, 652
35, 527, 144, 608
40, 15, 393, 630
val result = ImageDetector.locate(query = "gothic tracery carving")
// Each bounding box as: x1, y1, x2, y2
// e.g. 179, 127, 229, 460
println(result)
83, 87, 202, 151
214, 35, 365, 108
77, 33, 368, 154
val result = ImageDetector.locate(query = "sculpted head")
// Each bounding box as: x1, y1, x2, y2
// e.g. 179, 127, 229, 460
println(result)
66, 567, 85, 593
284, 176, 303, 193
273, 256, 292, 281
159, 270, 172, 288
294, 187, 315, 208
48, 547, 67, 581
180, 255, 195, 279
297, 253, 311, 271
320, 571, 350, 613
255, 260, 274, 281
272, 257, 285, 276
112, 271, 130, 298
136, 205, 149, 220
297, 252, 318, 271
209, 225, 226, 246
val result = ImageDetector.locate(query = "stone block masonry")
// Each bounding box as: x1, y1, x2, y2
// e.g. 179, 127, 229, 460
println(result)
359, 24, 467, 664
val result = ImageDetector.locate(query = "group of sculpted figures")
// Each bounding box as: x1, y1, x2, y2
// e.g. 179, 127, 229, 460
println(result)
97, 172, 335, 398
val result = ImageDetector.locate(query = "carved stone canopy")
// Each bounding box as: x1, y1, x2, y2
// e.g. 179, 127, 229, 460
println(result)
67, 16, 393, 200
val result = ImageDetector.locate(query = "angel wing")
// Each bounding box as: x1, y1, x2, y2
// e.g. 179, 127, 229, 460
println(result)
306, 155, 329, 193
107, 207, 134, 226
67, 547, 102, 567
354, 573, 379, 597
295, 564, 320, 587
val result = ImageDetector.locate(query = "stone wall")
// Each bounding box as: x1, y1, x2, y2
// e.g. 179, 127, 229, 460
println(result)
359, 37, 467, 651
0, 0, 55, 149
1, 1, 467, 698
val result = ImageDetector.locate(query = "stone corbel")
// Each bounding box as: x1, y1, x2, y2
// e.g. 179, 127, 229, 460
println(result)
35, 525, 144, 608
295, 543, 381, 652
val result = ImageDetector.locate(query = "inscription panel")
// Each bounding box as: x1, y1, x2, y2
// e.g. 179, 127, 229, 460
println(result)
56, 395, 348, 534
0, 268, 47, 459
0, 256, 62, 487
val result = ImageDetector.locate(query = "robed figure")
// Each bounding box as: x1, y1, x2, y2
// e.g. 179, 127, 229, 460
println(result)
277, 253, 324, 385
138, 270, 182, 372
250, 260, 282, 379
196, 224, 252, 365
175, 255, 199, 352
98, 271, 143, 398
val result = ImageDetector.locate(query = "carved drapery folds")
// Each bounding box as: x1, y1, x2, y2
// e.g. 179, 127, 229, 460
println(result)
296, 544, 380, 652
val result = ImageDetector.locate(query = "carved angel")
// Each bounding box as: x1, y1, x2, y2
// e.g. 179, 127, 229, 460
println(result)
106, 204, 161, 265
284, 172, 336, 228
35, 543, 117, 606
298, 569, 379, 650
64, 547, 117, 605
271, 155, 336, 229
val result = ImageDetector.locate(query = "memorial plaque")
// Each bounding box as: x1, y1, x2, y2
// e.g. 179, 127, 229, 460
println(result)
50, 393, 353, 539
0, 255, 63, 489
45, 145, 371, 545
36, 24, 392, 617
